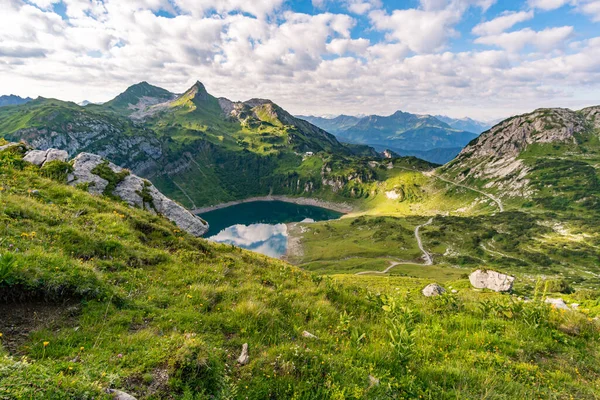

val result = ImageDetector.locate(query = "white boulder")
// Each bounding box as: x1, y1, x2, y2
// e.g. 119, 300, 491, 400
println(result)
23, 148, 68, 167
302, 331, 318, 339
545, 298, 569, 311
237, 343, 249, 365
422, 283, 446, 297
469, 269, 515, 292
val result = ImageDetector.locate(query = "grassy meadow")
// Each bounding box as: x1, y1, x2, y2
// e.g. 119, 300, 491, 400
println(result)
1, 140, 600, 399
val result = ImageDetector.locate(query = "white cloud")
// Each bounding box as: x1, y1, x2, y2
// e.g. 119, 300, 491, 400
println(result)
579, 0, 600, 21
472, 11, 535, 36
475, 26, 574, 52
346, 0, 382, 14
0, 0, 599, 121
369, 8, 462, 53
327, 38, 370, 55
528, 0, 571, 10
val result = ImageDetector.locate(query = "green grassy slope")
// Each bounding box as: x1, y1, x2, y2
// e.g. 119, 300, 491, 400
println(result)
2, 142, 600, 399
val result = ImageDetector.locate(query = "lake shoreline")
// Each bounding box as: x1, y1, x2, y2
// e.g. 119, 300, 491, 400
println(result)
191, 196, 354, 215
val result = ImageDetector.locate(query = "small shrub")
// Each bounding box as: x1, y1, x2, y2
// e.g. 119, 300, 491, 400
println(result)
40, 160, 74, 182
168, 340, 225, 395
544, 278, 575, 294
0, 253, 17, 284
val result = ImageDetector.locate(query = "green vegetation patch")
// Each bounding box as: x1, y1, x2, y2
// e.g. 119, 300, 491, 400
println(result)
91, 161, 130, 198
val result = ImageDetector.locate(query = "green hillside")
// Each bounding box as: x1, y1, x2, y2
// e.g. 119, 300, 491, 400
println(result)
1, 143, 600, 399
0, 82, 377, 208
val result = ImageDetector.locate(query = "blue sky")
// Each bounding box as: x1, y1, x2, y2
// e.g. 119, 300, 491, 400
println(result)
1, 0, 599, 119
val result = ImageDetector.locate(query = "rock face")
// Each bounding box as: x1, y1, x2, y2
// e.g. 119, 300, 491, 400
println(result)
422, 283, 446, 297
442, 107, 599, 198
66, 152, 209, 237
469, 270, 515, 292
24, 148, 68, 167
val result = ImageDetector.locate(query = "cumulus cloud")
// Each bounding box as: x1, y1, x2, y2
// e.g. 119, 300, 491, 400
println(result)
0, 0, 598, 120
579, 0, 600, 21
472, 11, 535, 36
475, 26, 574, 52
528, 0, 571, 10
369, 8, 462, 53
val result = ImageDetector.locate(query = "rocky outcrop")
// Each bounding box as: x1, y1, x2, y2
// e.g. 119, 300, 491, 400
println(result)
422, 283, 446, 297
65, 152, 209, 237
10, 118, 163, 177
0, 142, 25, 153
580, 106, 600, 129
442, 106, 600, 198
469, 270, 515, 292
68, 153, 113, 195
24, 149, 68, 167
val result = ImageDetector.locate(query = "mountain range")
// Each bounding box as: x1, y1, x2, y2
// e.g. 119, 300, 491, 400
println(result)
0, 81, 378, 208
0, 94, 32, 107
298, 112, 492, 164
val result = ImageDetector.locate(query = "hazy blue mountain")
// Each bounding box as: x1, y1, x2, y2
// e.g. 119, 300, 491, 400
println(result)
434, 115, 493, 134
372, 145, 463, 165
299, 111, 479, 164
297, 115, 361, 134
0, 95, 33, 107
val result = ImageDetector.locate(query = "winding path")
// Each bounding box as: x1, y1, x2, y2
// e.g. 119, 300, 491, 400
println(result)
430, 173, 505, 212
355, 218, 434, 276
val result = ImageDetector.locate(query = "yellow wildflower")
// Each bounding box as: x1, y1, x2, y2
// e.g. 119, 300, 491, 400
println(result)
43, 341, 49, 347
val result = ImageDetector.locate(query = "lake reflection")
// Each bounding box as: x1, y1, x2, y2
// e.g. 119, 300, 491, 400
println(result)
200, 201, 343, 258
209, 223, 288, 258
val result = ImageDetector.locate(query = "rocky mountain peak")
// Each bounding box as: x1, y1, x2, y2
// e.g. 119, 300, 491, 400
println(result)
184, 81, 209, 102
441, 105, 599, 199
459, 107, 584, 159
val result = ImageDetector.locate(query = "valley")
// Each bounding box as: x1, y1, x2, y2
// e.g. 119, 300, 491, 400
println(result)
1, 85, 600, 399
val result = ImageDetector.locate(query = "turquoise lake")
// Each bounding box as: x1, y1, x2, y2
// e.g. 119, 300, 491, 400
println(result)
200, 201, 343, 258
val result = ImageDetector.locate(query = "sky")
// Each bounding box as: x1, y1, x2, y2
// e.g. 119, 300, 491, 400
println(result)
0, 0, 599, 120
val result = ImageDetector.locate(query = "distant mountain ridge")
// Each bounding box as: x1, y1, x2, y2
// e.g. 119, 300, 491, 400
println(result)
299, 111, 482, 164
434, 115, 493, 134
0, 94, 33, 107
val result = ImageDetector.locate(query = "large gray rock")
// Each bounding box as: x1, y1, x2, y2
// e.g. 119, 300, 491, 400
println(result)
469, 270, 515, 292
67, 153, 110, 195
68, 153, 209, 237
422, 283, 446, 297
45, 148, 69, 163
23, 148, 68, 167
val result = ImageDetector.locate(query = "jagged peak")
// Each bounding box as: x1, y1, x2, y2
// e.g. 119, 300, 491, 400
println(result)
176, 80, 210, 105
